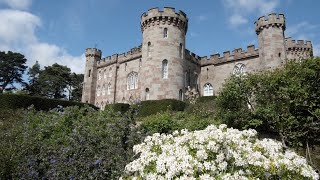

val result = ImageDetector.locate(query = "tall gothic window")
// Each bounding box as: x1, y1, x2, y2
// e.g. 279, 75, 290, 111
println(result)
195, 73, 199, 89
179, 89, 183, 101
104, 69, 107, 79
101, 101, 104, 110
127, 72, 138, 90
162, 59, 168, 79
147, 42, 151, 57
203, 83, 213, 96
145, 88, 150, 100
179, 43, 183, 58
233, 63, 246, 76
164, 28, 168, 38
98, 71, 101, 80
96, 85, 101, 96
109, 67, 112, 77
185, 71, 190, 87
107, 83, 111, 95
102, 84, 106, 95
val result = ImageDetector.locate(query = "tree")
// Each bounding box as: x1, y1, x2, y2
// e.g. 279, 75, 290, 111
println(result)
37, 63, 71, 99
67, 73, 84, 101
0, 51, 27, 93
25, 61, 41, 96
216, 58, 320, 149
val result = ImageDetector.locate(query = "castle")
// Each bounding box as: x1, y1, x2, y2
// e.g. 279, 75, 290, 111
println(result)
81, 7, 313, 109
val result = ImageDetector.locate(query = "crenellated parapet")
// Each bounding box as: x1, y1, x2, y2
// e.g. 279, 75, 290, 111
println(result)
200, 45, 259, 66
255, 13, 285, 35
285, 37, 313, 60
85, 48, 102, 58
185, 49, 201, 65
97, 45, 142, 68
140, 7, 188, 34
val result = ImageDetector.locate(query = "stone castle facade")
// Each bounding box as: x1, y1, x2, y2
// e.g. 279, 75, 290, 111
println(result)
81, 7, 313, 109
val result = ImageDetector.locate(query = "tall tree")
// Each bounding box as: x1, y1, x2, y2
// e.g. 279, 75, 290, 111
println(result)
37, 63, 71, 99
67, 73, 84, 101
26, 61, 41, 96
0, 51, 27, 93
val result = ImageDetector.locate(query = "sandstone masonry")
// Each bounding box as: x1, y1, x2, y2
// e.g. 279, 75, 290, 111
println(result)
81, 7, 313, 109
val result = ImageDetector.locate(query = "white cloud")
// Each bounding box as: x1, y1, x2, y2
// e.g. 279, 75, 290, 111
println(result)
190, 32, 199, 37
0, 9, 85, 73
0, 0, 33, 10
223, 0, 279, 28
196, 15, 208, 22
229, 14, 248, 27
286, 21, 318, 38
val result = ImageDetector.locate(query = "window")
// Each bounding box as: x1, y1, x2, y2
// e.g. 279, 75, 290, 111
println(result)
102, 84, 106, 95
164, 28, 168, 38
232, 63, 246, 76
127, 72, 138, 90
109, 67, 112, 77
185, 71, 190, 87
179, 43, 183, 58
96, 85, 101, 96
88, 69, 91, 77
145, 88, 150, 100
162, 59, 168, 79
125, 63, 127, 71
95, 102, 99, 107
179, 89, 183, 100
101, 101, 104, 110
98, 71, 101, 80
147, 42, 151, 57
195, 73, 199, 89
139, 59, 142, 68
104, 69, 107, 79
107, 83, 111, 95
203, 83, 213, 96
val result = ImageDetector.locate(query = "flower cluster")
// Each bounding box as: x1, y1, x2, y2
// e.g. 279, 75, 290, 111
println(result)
121, 124, 319, 180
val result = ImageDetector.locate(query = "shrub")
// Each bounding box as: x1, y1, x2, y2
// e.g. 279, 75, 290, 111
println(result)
121, 124, 319, 179
139, 99, 186, 117
0, 94, 93, 111
105, 103, 130, 114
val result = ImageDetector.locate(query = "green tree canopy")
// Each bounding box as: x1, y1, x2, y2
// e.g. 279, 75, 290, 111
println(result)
0, 51, 27, 93
216, 58, 320, 149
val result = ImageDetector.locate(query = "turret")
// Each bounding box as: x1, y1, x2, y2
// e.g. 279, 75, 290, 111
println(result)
139, 7, 189, 100
81, 48, 102, 104
255, 13, 287, 68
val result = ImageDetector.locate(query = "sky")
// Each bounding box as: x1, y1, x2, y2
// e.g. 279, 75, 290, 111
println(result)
0, 0, 319, 74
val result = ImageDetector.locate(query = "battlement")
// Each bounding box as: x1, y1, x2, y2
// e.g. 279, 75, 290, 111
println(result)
85, 48, 102, 58
200, 45, 259, 66
97, 45, 142, 68
285, 37, 312, 50
255, 13, 285, 34
185, 49, 201, 64
141, 7, 188, 33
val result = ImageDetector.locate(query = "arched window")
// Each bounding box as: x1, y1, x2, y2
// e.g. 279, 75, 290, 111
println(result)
104, 69, 107, 79
162, 59, 168, 79
145, 88, 150, 100
164, 28, 168, 38
185, 71, 190, 87
101, 101, 104, 110
233, 63, 246, 76
107, 83, 111, 95
179, 43, 183, 58
96, 85, 101, 96
147, 42, 151, 57
203, 83, 213, 96
179, 89, 183, 101
98, 71, 101, 80
109, 67, 112, 77
102, 84, 106, 95
127, 72, 138, 90
195, 73, 199, 89
95, 102, 99, 108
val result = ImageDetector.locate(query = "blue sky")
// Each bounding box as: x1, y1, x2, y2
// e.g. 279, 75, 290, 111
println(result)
0, 0, 319, 73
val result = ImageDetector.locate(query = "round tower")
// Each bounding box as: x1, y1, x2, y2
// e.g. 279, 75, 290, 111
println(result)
255, 13, 287, 68
140, 7, 188, 100
81, 48, 102, 104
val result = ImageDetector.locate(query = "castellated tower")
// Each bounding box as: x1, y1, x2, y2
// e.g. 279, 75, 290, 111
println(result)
81, 48, 101, 104
140, 7, 188, 100
255, 13, 287, 68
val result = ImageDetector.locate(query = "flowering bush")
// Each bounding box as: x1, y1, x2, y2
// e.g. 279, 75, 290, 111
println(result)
121, 124, 319, 180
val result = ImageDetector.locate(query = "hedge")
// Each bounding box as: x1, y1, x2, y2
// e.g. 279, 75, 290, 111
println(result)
196, 96, 216, 103
138, 99, 186, 117
105, 103, 130, 114
0, 94, 94, 111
